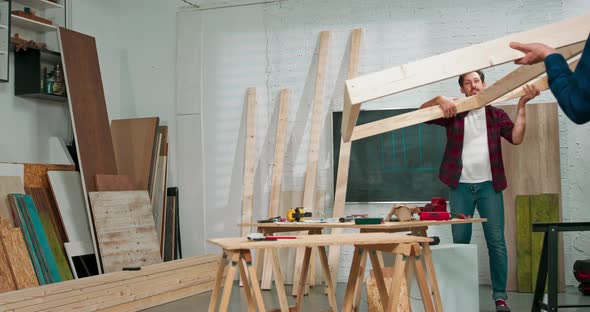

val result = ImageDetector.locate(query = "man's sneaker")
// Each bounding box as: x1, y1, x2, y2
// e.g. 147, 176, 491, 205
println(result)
495, 299, 511, 312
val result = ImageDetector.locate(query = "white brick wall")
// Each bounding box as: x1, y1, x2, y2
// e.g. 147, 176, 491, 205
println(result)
176, 0, 590, 285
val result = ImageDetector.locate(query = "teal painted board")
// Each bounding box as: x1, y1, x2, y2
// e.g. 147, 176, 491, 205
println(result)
11, 194, 46, 285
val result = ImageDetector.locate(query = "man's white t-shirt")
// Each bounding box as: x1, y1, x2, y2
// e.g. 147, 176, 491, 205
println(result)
460, 107, 492, 183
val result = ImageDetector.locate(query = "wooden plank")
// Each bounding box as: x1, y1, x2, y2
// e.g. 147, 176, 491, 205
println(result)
349, 42, 584, 141
261, 88, 290, 289
0, 219, 38, 290
295, 30, 331, 290
0, 176, 25, 225
59, 27, 120, 274
23, 163, 76, 189
501, 103, 564, 291
25, 187, 73, 281
94, 174, 135, 192
88, 191, 162, 273
241, 87, 257, 239
110, 117, 159, 191
24, 186, 68, 245
516, 195, 532, 292
344, 13, 590, 106
47, 171, 92, 244
329, 28, 362, 290
152, 155, 167, 256
0, 254, 218, 306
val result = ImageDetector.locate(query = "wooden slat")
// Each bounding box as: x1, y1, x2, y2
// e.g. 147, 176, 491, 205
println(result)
501, 102, 564, 291
0, 176, 25, 226
0, 219, 37, 290
94, 174, 135, 192
349, 42, 584, 141
344, 13, 590, 105
242, 88, 257, 238
0, 254, 218, 305
260, 88, 290, 290
88, 191, 162, 273
58, 27, 119, 274
295, 30, 331, 290
328, 28, 362, 290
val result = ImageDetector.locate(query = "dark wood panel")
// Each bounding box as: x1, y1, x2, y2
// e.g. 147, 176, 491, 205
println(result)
95, 174, 135, 192
58, 27, 117, 193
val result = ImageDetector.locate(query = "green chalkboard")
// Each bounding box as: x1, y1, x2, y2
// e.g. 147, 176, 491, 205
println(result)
333, 109, 449, 202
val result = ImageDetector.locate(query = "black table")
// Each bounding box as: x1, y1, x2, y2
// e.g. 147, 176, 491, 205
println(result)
532, 222, 590, 312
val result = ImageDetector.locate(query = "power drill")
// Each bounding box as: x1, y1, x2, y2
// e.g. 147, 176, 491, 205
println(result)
287, 207, 312, 222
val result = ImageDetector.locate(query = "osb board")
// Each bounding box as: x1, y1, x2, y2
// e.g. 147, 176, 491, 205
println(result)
0, 176, 25, 225
501, 102, 563, 291
58, 27, 118, 194
88, 191, 162, 273
94, 174, 135, 192
0, 220, 17, 292
23, 163, 75, 188
0, 219, 38, 289
110, 117, 159, 191
366, 267, 410, 312
25, 187, 73, 281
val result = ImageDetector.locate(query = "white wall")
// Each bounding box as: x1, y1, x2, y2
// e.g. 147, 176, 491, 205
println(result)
176, 0, 590, 285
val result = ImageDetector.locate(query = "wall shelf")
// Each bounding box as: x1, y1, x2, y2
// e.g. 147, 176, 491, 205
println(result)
0, 0, 9, 82
12, 0, 63, 9
20, 93, 67, 102
11, 14, 57, 32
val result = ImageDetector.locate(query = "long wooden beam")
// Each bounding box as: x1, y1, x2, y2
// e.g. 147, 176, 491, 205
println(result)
241, 88, 257, 238
341, 13, 590, 141
350, 42, 584, 141
327, 28, 362, 292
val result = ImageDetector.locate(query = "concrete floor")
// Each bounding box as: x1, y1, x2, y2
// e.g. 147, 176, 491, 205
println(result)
143, 283, 590, 312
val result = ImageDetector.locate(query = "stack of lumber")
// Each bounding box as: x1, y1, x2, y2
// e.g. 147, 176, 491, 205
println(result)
0, 254, 219, 312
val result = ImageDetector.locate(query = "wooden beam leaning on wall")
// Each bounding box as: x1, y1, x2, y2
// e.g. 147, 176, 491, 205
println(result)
260, 89, 290, 290
340, 13, 590, 142
241, 88, 257, 239
292, 30, 331, 295
350, 41, 584, 141
327, 28, 363, 292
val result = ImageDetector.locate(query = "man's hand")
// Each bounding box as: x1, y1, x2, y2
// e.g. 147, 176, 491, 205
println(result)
510, 42, 557, 65
518, 84, 540, 107
437, 96, 458, 118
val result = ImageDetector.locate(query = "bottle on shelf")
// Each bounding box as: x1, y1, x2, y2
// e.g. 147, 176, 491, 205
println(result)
52, 64, 64, 96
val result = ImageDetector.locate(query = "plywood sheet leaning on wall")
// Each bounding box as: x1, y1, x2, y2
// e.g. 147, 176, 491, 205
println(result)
0, 254, 219, 312
501, 102, 563, 291
94, 174, 135, 192
0, 218, 38, 290
111, 117, 160, 191
88, 191, 162, 273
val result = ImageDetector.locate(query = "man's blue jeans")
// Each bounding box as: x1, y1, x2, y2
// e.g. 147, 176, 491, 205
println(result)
449, 181, 508, 300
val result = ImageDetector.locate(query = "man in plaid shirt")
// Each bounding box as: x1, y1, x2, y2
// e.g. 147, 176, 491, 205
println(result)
420, 71, 539, 312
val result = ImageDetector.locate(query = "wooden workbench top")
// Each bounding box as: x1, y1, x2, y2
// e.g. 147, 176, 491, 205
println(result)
240, 217, 486, 229
208, 233, 432, 250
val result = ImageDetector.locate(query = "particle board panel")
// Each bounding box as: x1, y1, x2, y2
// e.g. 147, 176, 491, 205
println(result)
94, 174, 135, 192
0, 176, 25, 225
88, 191, 162, 273
0, 219, 17, 293
47, 171, 93, 244
23, 163, 76, 188
501, 102, 563, 291
0, 219, 38, 289
110, 117, 159, 191
25, 187, 73, 281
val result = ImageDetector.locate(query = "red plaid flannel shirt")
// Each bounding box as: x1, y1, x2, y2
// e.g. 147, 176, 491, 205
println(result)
427, 106, 514, 192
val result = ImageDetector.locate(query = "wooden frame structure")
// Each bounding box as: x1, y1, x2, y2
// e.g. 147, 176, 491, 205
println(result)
340, 13, 590, 142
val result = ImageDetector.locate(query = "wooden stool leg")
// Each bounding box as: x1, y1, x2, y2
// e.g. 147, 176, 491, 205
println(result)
385, 253, 407, 312
218, 251, 240, 312
270, 249, 290, 312
208, 252, 229, 312
238, 253, 256, 311
243, 250, 267, 312
421, 242, 443, 312
368, 250, 389, 306
343, 246, 363, 312
353, 249, 367, 312
411, 245, 435, 312
295, 247, 313, 312
318, 246, 339, 312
